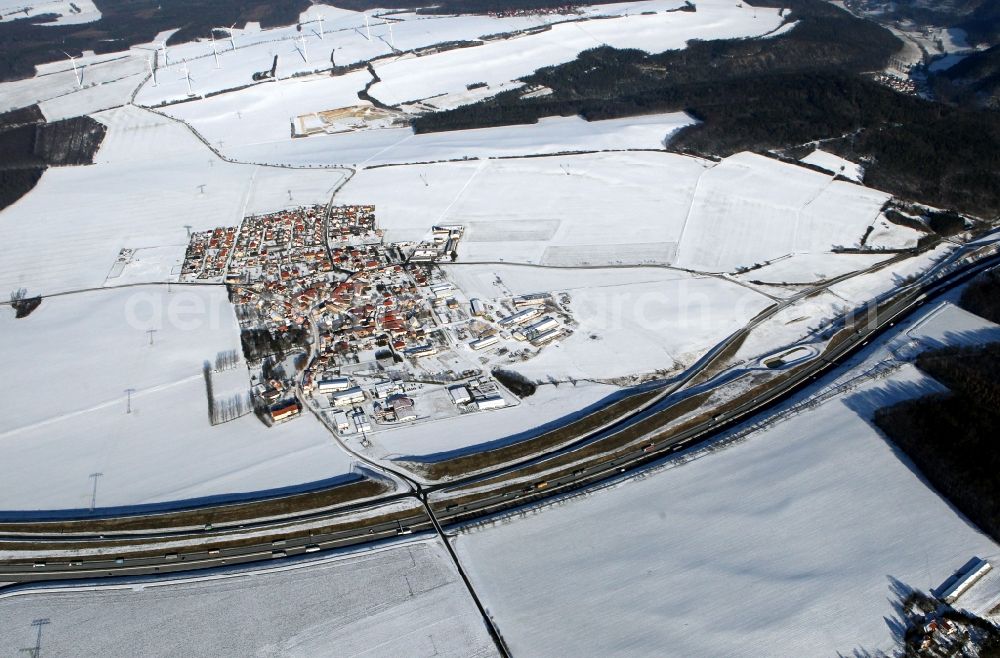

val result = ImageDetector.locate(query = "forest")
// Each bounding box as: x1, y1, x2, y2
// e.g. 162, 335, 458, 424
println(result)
874, 341, 1000, 543
0, 109, 106, 210
959, 268, 1000, 325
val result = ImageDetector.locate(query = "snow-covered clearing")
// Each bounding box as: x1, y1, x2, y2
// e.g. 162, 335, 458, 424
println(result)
0, 287, 357, 510
866, 213, 925, 250
368, 2, 783, 106
799, 148, 864, 183
0, 104, 345, 296
674, 152, 891, 273
453, 360, 1000, 656
890, 300, 1000, 359
0, 539, 497, 657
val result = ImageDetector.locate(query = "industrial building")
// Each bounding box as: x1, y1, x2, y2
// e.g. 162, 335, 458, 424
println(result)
331, 387, 365, 407
389, 396, 417, 422
449, 385, 472, 405
331, 410, 350, 432
317, 376, 353, 393
500, 307, 542, 327
470, 334, 500, 350
475, 395, 507, 411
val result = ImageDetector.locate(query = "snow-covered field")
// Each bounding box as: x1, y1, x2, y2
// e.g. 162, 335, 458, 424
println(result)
340, 151, 706, 255
168, 97, 694, 166
0, 51, 147, 120
340, 150, 910, 279
0, 104, 346, 296
675, 152, 893, 272
733, 252, 891, 286
0, 287, 357, 510
0, 539, 497, 657
453, 331, 1000, 656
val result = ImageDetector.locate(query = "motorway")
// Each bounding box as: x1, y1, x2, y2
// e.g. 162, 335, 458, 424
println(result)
1, 237, 998, 588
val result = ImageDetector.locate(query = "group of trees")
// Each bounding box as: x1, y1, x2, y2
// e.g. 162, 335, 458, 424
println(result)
239, 326, 309, 362
202, 360, 250, 425
9, 287, 41, 318
214, 348, 241, 372
492, 368, 536, 397
210, 392, 251, 425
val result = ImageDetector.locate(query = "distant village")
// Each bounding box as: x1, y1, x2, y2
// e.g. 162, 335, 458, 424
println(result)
179, 203, 574, 444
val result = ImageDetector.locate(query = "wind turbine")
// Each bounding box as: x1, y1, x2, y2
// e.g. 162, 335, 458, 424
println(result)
388, 21, 395, 49
317, 15, 325, 40
181, 62, 194, 97
62, 51, 83, 88
365, 14, 371, 41
226, 22, 238, 50
159, 43, 169, 67
298, 34, 309, 63
146, 54, 157, 86
210, 32, 220, 68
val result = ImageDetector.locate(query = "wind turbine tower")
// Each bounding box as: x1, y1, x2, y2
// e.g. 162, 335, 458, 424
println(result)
182, 63, 194, 96
299, 34, 309, 63
63, 51, 83, 88
389, 21, 395, 48
228, 23, 238, 50
365, 14, 371, 41
160, 43, 169, 66
146, 55, 157, 86
318, 15, 325, 40
210, 33, 220, 68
